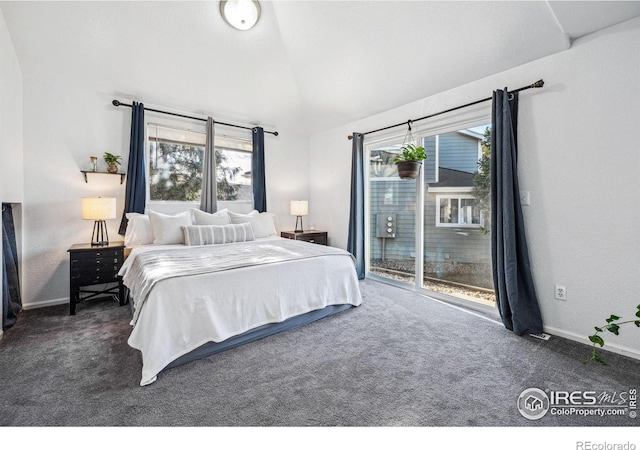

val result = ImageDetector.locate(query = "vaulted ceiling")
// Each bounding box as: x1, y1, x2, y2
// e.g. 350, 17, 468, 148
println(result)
2, 1, 640, 135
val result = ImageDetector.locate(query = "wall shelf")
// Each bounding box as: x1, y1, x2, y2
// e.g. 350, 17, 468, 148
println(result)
81, 171, 126, 184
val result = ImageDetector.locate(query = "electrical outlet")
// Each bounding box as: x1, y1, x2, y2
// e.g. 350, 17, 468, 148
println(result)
555, 285, 567, 301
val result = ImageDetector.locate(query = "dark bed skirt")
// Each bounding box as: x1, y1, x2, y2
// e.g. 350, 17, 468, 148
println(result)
162, 303, 357, 373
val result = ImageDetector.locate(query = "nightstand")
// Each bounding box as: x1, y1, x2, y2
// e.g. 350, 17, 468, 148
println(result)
280, 230, 328, 246
67, 241, 126, 315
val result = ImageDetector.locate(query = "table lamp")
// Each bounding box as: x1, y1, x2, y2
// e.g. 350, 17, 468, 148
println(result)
290, 200, 308, 233
82, 197, 116, 246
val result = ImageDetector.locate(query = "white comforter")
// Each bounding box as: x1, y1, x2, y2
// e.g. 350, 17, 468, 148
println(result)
119, 237, 362, 386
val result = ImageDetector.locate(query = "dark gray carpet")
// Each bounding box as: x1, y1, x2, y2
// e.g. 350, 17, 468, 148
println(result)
0, 279, 638, 427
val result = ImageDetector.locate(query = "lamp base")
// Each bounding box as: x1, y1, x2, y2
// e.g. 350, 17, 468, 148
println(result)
91, 220, 109, 246
294, 216, 304, 233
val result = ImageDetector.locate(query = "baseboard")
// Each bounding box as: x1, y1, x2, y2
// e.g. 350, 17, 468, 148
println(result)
21, 297, 68, 310
544, 325, 640, 361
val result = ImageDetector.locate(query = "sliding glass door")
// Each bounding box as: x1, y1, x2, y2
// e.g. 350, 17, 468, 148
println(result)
366, 123, 495, 309
420, 125, 494, 307
367, 137, 417, 286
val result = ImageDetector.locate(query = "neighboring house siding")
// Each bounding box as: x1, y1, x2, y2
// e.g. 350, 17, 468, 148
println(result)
423, 191, 491, 265
369, 180, 416, 261
438, 132, 478, 173
423, 135, 437, 184
369, 181, 491, 265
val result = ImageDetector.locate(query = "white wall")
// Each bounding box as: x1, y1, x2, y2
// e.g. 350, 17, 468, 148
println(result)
0, 8, 23, 203
19, 72, 309, 308
0, 8, 24, 336
309, 17, 640, 359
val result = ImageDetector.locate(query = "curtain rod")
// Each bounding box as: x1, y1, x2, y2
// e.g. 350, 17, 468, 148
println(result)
112, 100, 279, 137
347, 79, 544, 140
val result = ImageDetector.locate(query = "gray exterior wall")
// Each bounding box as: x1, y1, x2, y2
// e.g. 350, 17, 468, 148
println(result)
422, 135, 437, 183
422, 192, 491, 265
369, 181, 491, 265
369, 180, 417, 261
438, 132, 479, 173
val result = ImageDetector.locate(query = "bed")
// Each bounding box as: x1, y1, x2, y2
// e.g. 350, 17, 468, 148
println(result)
119, 209, 362, 386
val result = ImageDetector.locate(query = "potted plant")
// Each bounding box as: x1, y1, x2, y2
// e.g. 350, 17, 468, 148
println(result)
103, 152, 122, 173
395, 144, 427, 179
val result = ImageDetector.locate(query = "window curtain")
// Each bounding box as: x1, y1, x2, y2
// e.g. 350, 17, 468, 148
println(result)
200, 117, 218, 213
347, 132, 365, 280
2, 203, 22, 331
119, 101, 146, 235
491, 89, 543, 335
252, 127, 267, 212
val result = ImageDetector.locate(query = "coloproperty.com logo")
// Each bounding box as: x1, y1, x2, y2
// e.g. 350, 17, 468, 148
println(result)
517, 387, 637, 420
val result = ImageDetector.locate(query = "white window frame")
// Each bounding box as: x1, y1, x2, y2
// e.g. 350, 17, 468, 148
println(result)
435, 194, 483, 228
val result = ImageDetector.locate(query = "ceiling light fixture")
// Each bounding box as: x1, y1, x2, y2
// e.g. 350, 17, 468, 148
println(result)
220, 0, 261, 31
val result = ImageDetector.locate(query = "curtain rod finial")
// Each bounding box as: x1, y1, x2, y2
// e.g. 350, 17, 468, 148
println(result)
348, 134, 354, 141
112, 100, 121, 107
532, 79, 544, 88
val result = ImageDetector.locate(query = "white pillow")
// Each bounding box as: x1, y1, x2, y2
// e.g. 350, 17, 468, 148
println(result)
227, 210, 258, 219
147, 210, 193, 245
124, 213, 154, 247
191, 208, 231, 226
228, 210, 276, 238
182, 223, 255, 246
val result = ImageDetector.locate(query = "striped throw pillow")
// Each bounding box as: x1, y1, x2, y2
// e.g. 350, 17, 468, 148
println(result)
182, 223, 256, 246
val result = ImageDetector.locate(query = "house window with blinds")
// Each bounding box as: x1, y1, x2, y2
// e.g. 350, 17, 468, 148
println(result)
435, 195, 482, 227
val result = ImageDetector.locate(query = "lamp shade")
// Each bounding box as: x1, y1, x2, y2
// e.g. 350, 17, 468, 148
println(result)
290, 200, 308, 216
82, 197, 116, 220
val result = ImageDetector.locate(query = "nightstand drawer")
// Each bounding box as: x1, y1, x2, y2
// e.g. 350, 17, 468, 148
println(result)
71, 248, 123, 260
70, 257, 122, 270
71, 264, 121, 277
280, 231, 328, 246
296, 234, 327, 245
71, 272, 120, 285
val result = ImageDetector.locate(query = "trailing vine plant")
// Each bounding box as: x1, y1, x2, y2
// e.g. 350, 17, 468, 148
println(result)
582, 304, 640, 365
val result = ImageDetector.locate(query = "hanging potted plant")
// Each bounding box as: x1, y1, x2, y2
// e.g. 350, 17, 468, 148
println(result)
103, 152, 122, 173
395, 143, 427, 179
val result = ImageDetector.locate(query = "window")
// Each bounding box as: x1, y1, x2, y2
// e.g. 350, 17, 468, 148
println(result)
436, 195, 482, 227
147, 124, 252, 203
215, 136, 253, 202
